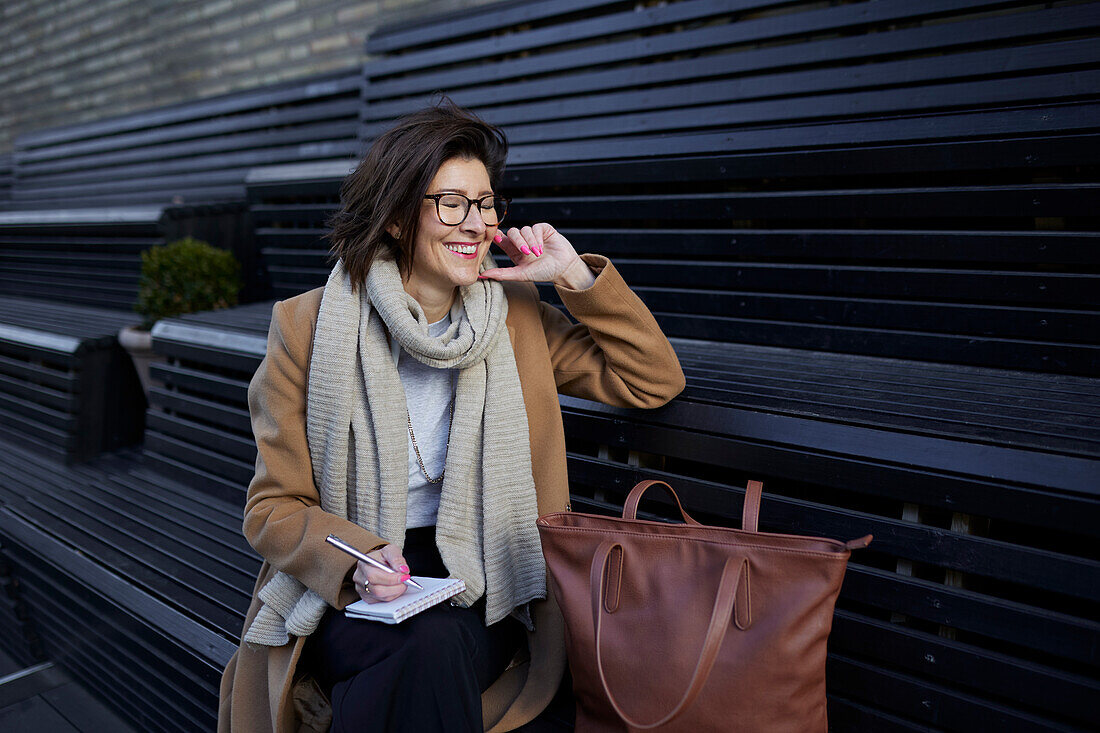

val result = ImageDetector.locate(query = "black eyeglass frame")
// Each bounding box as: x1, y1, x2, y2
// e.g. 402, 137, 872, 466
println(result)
423, 193, 510, 227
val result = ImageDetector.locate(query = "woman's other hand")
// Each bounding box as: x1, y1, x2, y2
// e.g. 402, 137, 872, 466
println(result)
480, 223, 596, 290
352, 544, 411, 603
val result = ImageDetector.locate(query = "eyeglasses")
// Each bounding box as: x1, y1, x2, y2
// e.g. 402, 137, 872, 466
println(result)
423, 193, 509, 227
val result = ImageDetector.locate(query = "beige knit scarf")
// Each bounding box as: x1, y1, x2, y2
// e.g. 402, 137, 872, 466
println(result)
243, 254, 545, 647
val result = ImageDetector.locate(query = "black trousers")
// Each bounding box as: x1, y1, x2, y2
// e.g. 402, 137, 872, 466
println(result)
302, 526, 525, 733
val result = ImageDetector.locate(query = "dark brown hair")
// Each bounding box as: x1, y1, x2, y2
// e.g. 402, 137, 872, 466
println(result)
326, 98, 508, 288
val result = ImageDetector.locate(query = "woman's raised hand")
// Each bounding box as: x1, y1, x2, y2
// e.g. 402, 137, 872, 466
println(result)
480, 223, 595, 290
352, 544, 411, 603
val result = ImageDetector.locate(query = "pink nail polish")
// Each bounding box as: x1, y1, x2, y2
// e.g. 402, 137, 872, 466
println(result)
401, 573, 412, 582
399, 565, 409, 572
521, 245, 531, 255
493, 232, 503, 243
477, 274, 487, 279
535, 247, 543, 256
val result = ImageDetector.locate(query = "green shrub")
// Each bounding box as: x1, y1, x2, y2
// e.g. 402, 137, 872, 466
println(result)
135, 237, 241, 330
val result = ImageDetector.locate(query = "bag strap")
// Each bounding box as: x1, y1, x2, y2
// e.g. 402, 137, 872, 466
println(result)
622, 479, 700, 524
590, 540, 749, 730
742, 479, 763, 532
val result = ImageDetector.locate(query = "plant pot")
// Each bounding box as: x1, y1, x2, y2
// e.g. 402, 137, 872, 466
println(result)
118, 325, 164, 399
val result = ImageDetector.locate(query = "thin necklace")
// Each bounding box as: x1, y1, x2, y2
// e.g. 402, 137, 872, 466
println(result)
407, 369, 455, 484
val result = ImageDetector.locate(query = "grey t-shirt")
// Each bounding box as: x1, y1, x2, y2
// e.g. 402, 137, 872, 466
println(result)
394, 310, 457, 528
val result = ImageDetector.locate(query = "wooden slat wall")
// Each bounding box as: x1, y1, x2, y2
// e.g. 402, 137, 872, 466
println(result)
0, 209, 165, 310
9, 69, 363, 208
348, 0, 1100, 376
142, 302, 1100, 732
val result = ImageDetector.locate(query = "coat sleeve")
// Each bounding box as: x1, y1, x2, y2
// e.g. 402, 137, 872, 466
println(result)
242, 299, 389, 609
539, 253, 685, 408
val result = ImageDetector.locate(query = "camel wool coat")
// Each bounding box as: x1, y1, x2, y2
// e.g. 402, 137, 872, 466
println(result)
218, 254, 686, 732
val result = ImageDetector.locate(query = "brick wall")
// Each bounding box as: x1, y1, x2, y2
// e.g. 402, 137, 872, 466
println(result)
0, 0, 498, 152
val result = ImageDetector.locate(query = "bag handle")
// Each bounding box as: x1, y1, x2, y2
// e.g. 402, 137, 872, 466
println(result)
589, 540, 749, 730
742, 479, 763, 532
622, 479, 700, 524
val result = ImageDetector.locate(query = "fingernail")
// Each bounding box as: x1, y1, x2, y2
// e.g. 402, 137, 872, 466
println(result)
401, 574, 412, 582
399, 565, 409, 572
477, 274, 487, 279
535, 247, 542, 256
493, 232, 503, 243
521, 245, 531, 255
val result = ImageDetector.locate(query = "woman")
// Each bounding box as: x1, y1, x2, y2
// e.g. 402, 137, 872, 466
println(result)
218, 100, 685, 732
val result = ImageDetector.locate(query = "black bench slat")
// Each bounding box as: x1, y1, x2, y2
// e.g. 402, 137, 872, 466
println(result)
5, 538, 222, 732
1, 496, 246, 638
15, 586, 200, 733
564, 396, 1097, 495
560, 408, 1100, 538
827, 696, 938, 733
144, 433, 256, 489
368, 20, 1100, 123
149, 362, 250, 404
826, 654, 1077, 733
141, 450, 251, 506
831, 611, 1099, 728
367, 0, 621, 52
680, 371, 1100, 442
670, 340, 1100, 399
0, 401, 76, 439
17, 70, 360, 149
469, 68, 1099, 147
145, 411, 258, 465
506, 102, 1100, 164
621, 288, 1097, 344
364, 0, 1026, 89
10, 185, 248, 208
640, 311, 1100, 375
0, 296, 140, 339
0, 412, 70, 462
0, 374, 73, 413
0, 352, 74, 391
0, 500, 239, 666
17, 126, 360, 192
679, 374, 1100, 455
511, 185, 1100, 222
0, 444, 253, 627
18, 98, 360, 168
81, 464, 255, 560
834, 565, 1097, 668
148, 387, 253, 434
612, 261, 1100, 308
53, 471, 258, 587
16, 574, 221, 724
505, 130, 1100, 183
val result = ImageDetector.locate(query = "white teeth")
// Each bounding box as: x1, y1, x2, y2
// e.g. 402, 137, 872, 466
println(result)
444, 243, 476, 254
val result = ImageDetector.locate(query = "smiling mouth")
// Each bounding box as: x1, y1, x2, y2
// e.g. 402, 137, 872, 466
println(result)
444, 243, 478, 256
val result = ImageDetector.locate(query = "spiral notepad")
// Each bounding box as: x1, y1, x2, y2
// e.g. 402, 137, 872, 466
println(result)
344, 576, 466, 624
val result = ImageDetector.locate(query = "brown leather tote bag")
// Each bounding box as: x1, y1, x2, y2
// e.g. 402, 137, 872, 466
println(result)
536, 479, 872, 732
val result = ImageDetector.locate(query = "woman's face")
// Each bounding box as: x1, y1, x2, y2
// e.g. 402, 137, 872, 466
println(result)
400, 156, 497, 298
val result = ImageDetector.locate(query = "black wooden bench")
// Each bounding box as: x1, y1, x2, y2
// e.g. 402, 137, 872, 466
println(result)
134, 296, 1100, 731
1, 0, 1098, 730
0, 66, 369, 462
0, 205, 245, 463
0, 296, 143, 462
239, 1, 1100, 729
0, 441, 256, 732
9, 68, 362, 209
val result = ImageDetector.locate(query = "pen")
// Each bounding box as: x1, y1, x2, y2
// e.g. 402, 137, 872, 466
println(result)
326, 534, 425, 590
